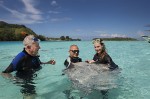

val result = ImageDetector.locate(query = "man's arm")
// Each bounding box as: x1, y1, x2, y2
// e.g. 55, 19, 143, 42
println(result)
2, 64, 14, 73
1, 72, 16, 79
41, 59, 55, 65
1, 64, 16, 80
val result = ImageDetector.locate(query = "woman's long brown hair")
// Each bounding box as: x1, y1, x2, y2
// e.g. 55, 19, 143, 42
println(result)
99, 42, 107, 60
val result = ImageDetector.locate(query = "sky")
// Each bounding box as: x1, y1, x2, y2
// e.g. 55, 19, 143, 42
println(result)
0, 0, 150, 40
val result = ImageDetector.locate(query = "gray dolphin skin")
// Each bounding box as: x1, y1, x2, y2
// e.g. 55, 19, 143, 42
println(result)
64, 62, 121, 93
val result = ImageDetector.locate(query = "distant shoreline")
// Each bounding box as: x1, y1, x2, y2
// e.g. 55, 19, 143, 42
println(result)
0, 39, 139, 42
0, 21, 138, 41
93, 37, 138, 41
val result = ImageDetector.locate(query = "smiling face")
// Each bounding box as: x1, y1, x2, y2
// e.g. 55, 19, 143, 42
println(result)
27, 42, 40, 56
94, 42, 103, 54
69, 45, 79, 58
23, 35, 41, 56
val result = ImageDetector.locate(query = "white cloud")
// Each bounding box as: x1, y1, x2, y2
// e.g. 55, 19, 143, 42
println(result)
137, 31, 145, 36
51, 0, 57, 6
48, 10, 61, 14
50, 17, 72, 22
94, 30, 106, 33
99, 33, 110, 37
21, 0, 41, 14
0, 0, 43, 24
0, 4, 42, 24
93, 30, 126, 38
0, 0, 3, 4
99, 33, 126, 38
111, 33, 126, 37
30, 14, 43, 20
0, 5, 24, 18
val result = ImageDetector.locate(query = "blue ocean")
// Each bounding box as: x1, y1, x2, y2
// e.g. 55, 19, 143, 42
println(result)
0, 41, 150, 99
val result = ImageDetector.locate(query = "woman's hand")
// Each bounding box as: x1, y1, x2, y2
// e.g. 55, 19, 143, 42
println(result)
85, 60, 95, 64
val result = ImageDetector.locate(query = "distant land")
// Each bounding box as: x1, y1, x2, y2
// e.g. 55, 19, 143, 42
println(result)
93, 37, 137, 41
0, 21, 81, 41
0, 21, 137, 41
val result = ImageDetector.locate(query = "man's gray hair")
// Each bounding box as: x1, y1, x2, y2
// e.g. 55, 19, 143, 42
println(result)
23, 35, 40, 47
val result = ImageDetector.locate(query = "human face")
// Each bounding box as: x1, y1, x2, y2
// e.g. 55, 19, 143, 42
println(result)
94, 43, 103, 54
69, 46, 79, 57
29, 42, 40, 56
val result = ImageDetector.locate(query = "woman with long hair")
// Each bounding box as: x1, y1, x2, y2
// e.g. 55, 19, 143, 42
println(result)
87, 38, 118, 70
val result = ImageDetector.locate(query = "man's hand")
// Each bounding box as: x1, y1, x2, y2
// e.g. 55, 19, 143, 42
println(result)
47, 60, 56, 65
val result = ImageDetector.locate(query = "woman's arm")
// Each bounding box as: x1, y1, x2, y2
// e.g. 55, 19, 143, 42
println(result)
85, 60, 95, 63
105, 54, 118, 70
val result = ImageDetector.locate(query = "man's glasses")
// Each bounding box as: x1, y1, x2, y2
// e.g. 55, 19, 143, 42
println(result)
32, 37, 40, 42
70, 50, 79, 54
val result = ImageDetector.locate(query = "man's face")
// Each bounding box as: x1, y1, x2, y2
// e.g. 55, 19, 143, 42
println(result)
29, 42, 40, 56
69, 46, 79, 58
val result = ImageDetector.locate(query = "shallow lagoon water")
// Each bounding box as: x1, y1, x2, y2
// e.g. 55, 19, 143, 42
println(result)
0, 41, 150, 99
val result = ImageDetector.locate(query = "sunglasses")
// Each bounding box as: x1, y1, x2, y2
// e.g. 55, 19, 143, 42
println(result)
70, 50, 79, 54
32, 37, 40, 42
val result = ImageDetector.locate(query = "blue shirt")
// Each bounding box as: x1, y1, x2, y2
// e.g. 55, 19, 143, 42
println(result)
3, 49, 41, 73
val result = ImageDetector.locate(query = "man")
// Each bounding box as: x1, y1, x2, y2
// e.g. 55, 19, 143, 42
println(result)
64, 44, 82, 69
2, 35, 55, 74
63, 44, 82, 98
1, 35, 56, 96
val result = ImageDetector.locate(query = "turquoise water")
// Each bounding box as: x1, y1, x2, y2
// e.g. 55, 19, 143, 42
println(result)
0, 41, 150, 99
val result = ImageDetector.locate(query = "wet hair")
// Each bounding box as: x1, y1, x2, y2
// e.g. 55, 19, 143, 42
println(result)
92, 38, 103, 44
23, 35, 40, 47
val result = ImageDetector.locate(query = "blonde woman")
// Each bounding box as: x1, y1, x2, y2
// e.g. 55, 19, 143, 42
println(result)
87, 38, 118, 70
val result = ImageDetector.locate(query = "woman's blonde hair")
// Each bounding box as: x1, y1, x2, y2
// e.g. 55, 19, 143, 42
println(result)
92, 38, 103, 44
92, 38, 107, 59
